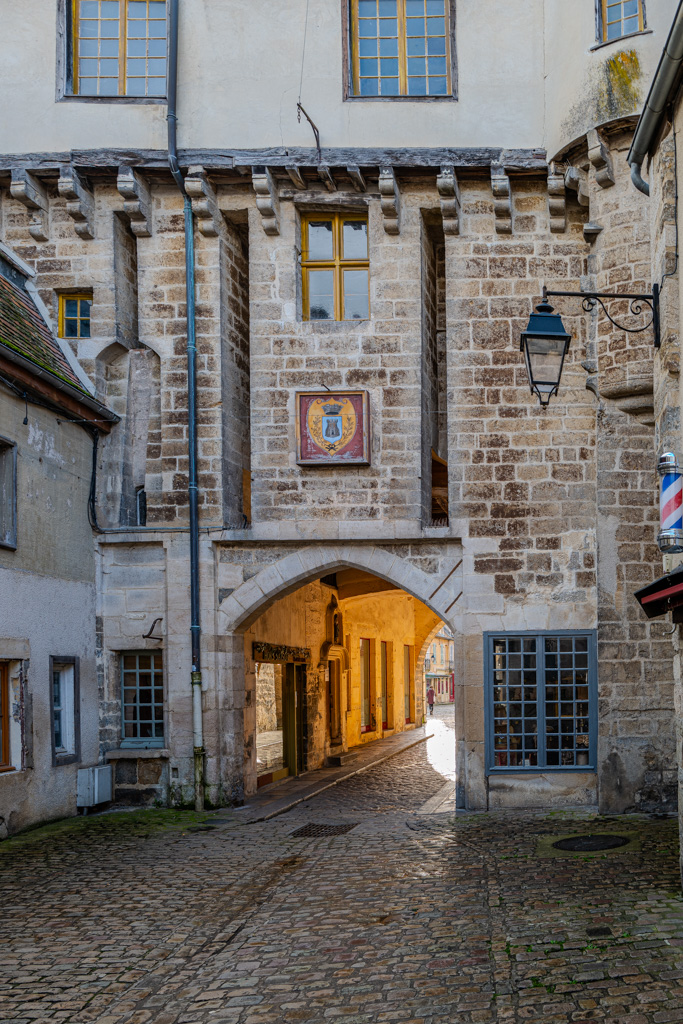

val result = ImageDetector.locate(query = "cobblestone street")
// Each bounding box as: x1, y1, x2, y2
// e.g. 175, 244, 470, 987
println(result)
2, 705, 683, 1024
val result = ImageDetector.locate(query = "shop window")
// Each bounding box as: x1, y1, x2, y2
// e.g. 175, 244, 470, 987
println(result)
58, 293, 92, 339
301, 213, 369, 321
121, 650, 164, 747
50, 658, 80, 765
0, 664, 11, 772
349, 0, 452, 97
600, 0, 643, 41
0, 438, 17, 550
485, 631, 597, 772
70, 0, 168, 98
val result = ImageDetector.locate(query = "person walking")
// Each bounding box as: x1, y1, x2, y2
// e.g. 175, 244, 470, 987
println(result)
427, 684, 435, 716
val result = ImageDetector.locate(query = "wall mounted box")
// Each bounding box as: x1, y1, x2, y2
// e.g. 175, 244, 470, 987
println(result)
77, 764, 113, 808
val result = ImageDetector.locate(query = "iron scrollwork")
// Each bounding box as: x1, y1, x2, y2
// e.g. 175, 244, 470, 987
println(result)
544, 285, 661, 349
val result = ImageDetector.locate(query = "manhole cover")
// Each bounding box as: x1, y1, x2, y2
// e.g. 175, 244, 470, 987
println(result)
290, 822, 358, 838
552, 834, 630, 852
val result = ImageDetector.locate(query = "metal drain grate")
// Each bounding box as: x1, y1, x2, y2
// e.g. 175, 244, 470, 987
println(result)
552, 834, 630, 852
290, 822, 358, 838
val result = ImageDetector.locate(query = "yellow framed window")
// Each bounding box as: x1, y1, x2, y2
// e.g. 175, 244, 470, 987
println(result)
72, 1, 167, 97
58, 294, 92, 339
350, 0, 451, 97
601, 0, 643, 41
301, 214, 369, 321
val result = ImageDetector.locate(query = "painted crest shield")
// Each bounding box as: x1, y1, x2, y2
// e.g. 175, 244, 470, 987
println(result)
307, 396, 357, 455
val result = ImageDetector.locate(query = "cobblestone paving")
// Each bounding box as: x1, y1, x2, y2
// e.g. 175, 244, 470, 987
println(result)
1, 707, 682, 1024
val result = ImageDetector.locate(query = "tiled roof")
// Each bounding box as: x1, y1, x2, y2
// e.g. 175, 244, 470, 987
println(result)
0, 273, 87, 394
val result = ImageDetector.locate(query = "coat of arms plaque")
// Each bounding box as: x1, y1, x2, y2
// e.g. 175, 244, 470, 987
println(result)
295, 391, 370, 465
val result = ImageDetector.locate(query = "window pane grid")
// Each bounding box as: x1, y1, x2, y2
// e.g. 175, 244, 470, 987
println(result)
74, 0, 167, 97
301, 214, 369, 321
352, 0, 451, 97
602, 0, 643, 41
488, 633, 594, 771
59, 294, 92, 339
121, 651, 164, 744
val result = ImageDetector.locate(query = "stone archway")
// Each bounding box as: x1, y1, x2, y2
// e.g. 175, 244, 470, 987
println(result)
213, 542, 462, 804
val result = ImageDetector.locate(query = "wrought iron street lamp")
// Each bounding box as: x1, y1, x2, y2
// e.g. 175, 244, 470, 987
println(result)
520, 285, 660, 407
519, 299, 572, 407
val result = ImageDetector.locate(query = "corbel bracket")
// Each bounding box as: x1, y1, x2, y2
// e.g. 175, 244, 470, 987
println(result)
116, 165, 152, 237
378, 166, 400, 234
185, 165, 222, 237
491, 162, 512, 234
10, 169, 49, 242
286, 165, 306, 190
587, 128, 615, 189
564, 165, 590, 207
58, 166, 95, 240
547, 164, 566, 233
436, 164, 461, 235
252, 167, 280, 235
347, 165, 366, 193
318, 165, 337, 192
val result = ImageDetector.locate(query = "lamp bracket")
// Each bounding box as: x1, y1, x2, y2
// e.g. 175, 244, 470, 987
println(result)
542, 284, 661, 349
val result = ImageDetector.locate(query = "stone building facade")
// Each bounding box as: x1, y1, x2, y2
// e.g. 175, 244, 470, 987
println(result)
0, 0, 680, 828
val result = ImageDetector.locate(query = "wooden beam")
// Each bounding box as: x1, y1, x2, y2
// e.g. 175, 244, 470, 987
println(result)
346, 165, 366, 192
286, 165, 306, 190
318, 165, 337, 192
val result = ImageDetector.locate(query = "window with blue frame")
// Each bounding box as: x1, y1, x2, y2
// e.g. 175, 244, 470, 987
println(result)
349, 0, 452, 97
121, 650, 164, 747
485, 631, 597, 772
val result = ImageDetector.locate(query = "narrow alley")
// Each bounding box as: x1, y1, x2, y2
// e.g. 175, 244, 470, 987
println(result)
2, 707, 681, 1024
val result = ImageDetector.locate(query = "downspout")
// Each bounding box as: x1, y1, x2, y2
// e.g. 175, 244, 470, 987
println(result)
167, 0, 205, 812
628, 0, 683, 195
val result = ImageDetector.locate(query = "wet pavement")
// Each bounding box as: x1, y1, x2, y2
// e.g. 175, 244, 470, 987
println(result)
2, 703, 683, 1024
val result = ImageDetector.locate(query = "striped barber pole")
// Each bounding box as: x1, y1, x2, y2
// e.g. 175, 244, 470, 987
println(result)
658, 452, 683, 553
661, 472, 683, 533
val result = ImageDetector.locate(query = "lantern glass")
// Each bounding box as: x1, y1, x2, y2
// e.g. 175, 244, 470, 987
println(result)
522, 335, 568, 405
519, 301, 572, 407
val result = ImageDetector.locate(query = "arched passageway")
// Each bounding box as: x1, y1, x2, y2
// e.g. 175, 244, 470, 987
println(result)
215, 547, 461, 799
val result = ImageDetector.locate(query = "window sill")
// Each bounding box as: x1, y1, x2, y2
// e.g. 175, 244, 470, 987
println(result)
487, 766, 596, 775
345, 94, 456, 103
58, 94, 166, 105
590, 28, 652, 51
54, 753, 79, 767
105, 748, 169, 759
0, 766, 18, 774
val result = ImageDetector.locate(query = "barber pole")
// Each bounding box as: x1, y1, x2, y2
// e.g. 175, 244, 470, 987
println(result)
657, 452, 683, 553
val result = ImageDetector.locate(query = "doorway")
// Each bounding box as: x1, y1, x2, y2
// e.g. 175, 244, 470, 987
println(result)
256, 660, 306, 787
328, 657, 342, 745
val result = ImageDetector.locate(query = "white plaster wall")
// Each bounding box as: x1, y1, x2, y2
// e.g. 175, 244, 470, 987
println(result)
544, 0, 677, 159
0, 570, 99, 834
2, 0, 545, 155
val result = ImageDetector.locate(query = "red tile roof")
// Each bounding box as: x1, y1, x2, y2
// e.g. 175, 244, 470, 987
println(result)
0, 273, 88, 394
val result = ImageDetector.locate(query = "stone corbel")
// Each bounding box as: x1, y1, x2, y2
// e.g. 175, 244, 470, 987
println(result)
564, 165, 590, 207
436, 165, 461, 235
587, 128, 615, 189
116, 166, 152, 237
184, 165, 222, 237
490, 163, 512, 234
547, 165, 566, 233
378, 166, 400, 234
252, 167, 280, 235
57, 166, 95, 240
10, 169, 49, 242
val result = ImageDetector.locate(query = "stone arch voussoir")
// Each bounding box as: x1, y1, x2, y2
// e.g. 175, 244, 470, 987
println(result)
219, 543, 459, 634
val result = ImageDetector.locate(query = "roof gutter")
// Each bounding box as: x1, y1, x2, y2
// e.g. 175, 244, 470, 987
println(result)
628, 0, 683, 195
0, 341, 118, 425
